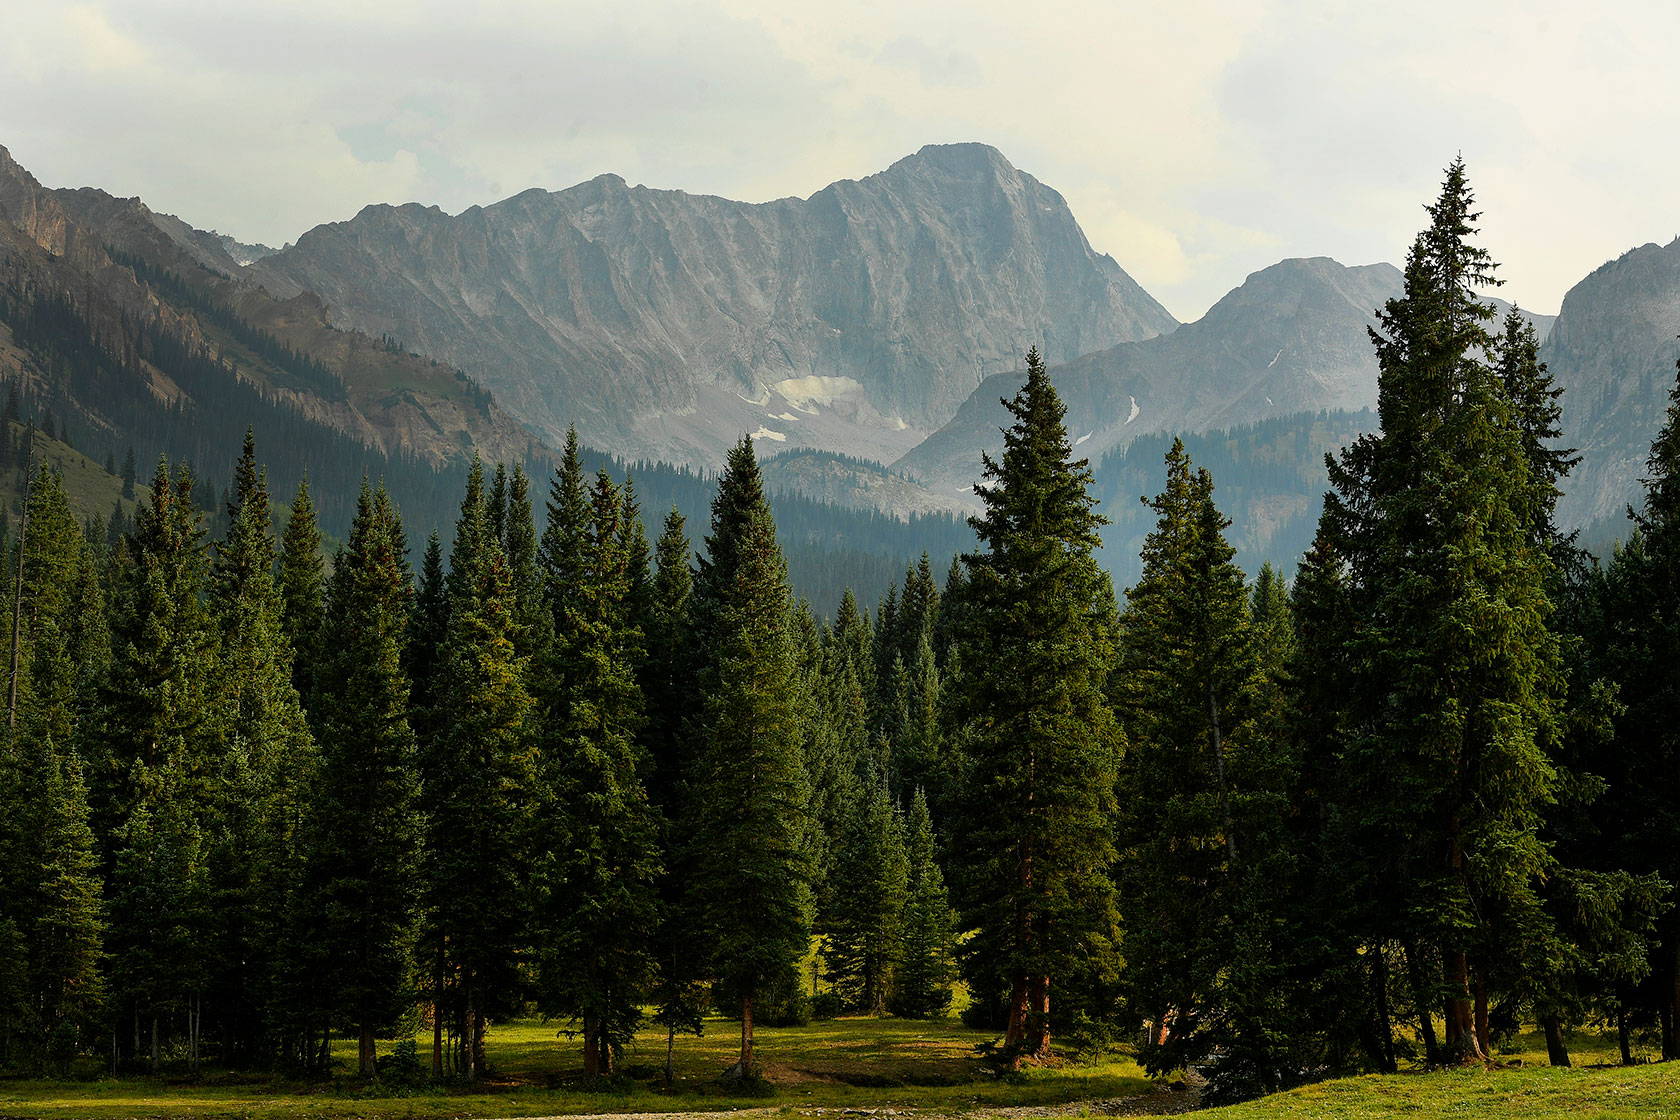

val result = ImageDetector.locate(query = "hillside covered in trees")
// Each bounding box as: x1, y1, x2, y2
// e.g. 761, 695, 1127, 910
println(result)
5, 162, 1680, 1113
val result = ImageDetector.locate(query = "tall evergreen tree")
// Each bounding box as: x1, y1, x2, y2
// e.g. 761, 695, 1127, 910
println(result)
685, 436, 813, 1073
420, 459, 535, 1080
293, 481, 420, 1077
207, 431, 315, 1065
825, 781, 908, 1015
1321, 159, 1561, 1064
1114, 441, 1296, 1098
892, 788, 957, 1019
944, 349, 1121, 1064
533, 469, 663, 1076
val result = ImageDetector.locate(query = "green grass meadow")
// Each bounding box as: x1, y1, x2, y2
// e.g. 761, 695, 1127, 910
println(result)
2, 1019, 1677, 1119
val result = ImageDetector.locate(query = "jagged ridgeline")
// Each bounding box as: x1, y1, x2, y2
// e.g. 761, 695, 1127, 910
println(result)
0, 257, 969, 612
0, 265, 460, 535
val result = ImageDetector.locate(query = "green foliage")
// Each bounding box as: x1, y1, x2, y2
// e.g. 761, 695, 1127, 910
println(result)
944, 349, 1121, 1060
686, 437, 814, 1065
293, 480, 421, 1076
420, 458, 536, 1079
1318, 159, 1565, 1066
892, 788, 957, 1019
533, 467, 663, 1075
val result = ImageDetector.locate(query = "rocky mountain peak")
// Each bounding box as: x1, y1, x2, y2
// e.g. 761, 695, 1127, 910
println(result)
247, 144, 1177, 469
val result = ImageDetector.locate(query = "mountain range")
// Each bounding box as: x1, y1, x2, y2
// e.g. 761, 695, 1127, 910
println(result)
246, 143, 1176, 469
2, 138, 1675, 591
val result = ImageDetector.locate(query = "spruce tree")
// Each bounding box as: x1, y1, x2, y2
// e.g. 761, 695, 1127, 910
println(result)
97, 459, 221, 1070
825, 782, 908, 1015
944, 349, 1120, 1063
685, 436, 813, 1073
293, 481, 420, 1077
893, 788, 957, 1018
640, 508, 694, 814
1321, 159, 1562, 1064
207, 431, 316, 1065
276, 476, 324, 707
420, 459, 535, 1080
1115, 441, 1299, 1097
533, 469, 663, 1076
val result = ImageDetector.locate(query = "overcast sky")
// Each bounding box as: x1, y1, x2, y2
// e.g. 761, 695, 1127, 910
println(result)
3, 0, 1676, 322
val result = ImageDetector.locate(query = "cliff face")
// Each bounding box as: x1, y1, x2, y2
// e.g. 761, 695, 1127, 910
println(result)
1543, 239, 1680, 534
896, 256, 1554, 499
897, 257, 1406, 495
248, 142, 1177, 467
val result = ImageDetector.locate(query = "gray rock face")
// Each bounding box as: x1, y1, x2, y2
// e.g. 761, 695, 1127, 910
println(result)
247, 143, 1176, 468
897, 257, 1406, 495
896, 255, 1557, 499
1544, 239, 1680, 535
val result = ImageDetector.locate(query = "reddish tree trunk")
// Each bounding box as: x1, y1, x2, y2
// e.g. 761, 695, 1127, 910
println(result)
358, 1019, 375, 1078
1026, 975, 1051, 1059
583, 1013, 599, 1078
740, 992, 755, 1071
1003, 976, 1029, 1057
1441, 949, 1485, 1065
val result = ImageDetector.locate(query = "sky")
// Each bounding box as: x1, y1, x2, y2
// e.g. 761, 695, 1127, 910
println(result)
3, 0, 1677, 323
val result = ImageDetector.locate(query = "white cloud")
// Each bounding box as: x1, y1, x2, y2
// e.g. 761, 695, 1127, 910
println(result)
2, 0, 1677, 319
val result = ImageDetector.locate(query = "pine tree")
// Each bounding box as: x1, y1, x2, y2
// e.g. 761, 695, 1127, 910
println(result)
96, 458, 222, 1070
533, 469, 663, 1076
120, 447, 136, 500
640, 507, 693, 815
1114, 441, 1300, 1097
276, 476, 324, 707
825, 782, 908, 1015
293, 481, 420, 1078
207, 430, 315, 1065
25, 744, 105, 1068
892, 788, 957, 1018
685, 436, 813, 1073
1320, 159, 1562, 1065
944, 349, 1121, 1063
420, 458, 535, 1080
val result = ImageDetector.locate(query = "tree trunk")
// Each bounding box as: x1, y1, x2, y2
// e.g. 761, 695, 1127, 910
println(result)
1364, 943, 1398, 1073
583, 1013, 600, 1078
739, 991, 755, 1072
150, 1014, 160, 1074
1542, 1015, 1571, 1067
665, 1021, 677, 1085
463, 984, 477, 1082
1474, 968, 1490, 1059
1441, 948, 1485, 1065
1402, 941, 1439, 1065
432, 951, 445, 1079
472, 1008, 486, 1080
1618, 1011, 1634, 1065
359, 1018, 375, 1078
1003, 976, 1029, 1058
1666, 939, 1680, 1060
1025, 975, 1051, 1059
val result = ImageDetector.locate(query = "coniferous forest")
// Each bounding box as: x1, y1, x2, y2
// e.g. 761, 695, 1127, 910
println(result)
7, 161, 1680, 1107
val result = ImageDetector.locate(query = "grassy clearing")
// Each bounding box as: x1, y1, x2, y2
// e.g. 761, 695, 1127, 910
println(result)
1203, 1062, 1680, 1119
0, 1014, 1155, 1120
5, 1019, 1677, 1119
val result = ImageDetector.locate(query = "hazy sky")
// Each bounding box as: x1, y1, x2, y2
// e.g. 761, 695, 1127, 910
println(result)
3, 0, 1676, 322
